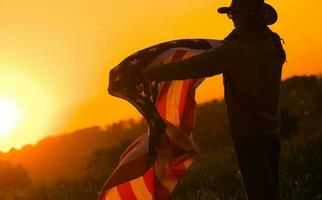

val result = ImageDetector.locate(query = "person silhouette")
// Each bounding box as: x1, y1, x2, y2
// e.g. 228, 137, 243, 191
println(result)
141, 0, 286, 199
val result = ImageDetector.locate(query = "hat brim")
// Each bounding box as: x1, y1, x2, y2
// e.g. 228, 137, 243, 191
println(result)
217, 3, 278, 25
261, 3, 278, 25
217, 7, 231, 14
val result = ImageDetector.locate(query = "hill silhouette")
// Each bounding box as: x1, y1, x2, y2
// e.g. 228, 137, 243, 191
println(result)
0, 120, 146, 185
0, 74, 321, 190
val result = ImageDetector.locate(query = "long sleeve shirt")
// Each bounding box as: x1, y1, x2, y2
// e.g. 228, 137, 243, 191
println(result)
142, 27, 286, 137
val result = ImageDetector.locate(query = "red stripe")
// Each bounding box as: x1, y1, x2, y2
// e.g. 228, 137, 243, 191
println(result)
143, 167, 155, 195
156, 82, 171, 118
117, 182, 138, 200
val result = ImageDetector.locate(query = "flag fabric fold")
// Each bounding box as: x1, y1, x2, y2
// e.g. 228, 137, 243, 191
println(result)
100, 39, 222, 200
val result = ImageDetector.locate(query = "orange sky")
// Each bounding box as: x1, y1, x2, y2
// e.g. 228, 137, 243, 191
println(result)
0, 0, 321, 152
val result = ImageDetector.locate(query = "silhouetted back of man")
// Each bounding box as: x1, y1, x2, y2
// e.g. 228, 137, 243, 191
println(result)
142, 0, 286, 199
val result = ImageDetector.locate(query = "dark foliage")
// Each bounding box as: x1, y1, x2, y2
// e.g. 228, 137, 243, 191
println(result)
0, 161, 31, 200
279, 107, 299, 138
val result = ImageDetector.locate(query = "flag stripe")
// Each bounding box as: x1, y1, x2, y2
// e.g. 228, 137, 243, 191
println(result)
164, 50, 188, 126
166, 81, 184, 126
104, 187, 121, 200
130, 177, 153, 200
156, 82, 171, 119
143, 167, 155, 195
117, 182, 138, 200
157, 49, 186, 120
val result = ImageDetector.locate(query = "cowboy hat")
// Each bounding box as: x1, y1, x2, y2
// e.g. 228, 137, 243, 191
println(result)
217, 0, 278, 25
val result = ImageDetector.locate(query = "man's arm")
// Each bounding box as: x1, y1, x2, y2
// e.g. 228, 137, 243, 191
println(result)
142, 42, 237, 81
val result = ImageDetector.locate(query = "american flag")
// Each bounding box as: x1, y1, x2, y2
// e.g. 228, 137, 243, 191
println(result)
100, 39, 222, 200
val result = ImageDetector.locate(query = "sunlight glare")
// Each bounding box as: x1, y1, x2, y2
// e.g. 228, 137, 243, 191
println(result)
0, 99, 21, 137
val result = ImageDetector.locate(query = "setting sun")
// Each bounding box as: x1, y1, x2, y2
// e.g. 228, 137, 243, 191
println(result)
0, 68, 54, 152
0, 99, 20, 137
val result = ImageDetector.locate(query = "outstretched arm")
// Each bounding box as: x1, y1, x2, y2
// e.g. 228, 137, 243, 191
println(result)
142, 42, 236, 81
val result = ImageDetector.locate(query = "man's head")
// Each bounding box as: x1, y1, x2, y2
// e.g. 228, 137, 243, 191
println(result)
217, 0, 277, 28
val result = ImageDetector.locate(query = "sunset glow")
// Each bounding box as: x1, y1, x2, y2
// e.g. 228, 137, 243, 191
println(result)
0, 68, 54, 152
0, 0, 321, 151
0, 99, 20, 137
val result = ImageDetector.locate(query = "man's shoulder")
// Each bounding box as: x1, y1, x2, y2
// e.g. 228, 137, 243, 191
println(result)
216, 37, 248, 55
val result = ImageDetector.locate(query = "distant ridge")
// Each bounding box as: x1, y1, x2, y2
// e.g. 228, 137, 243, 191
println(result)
0, 120, 146, 185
